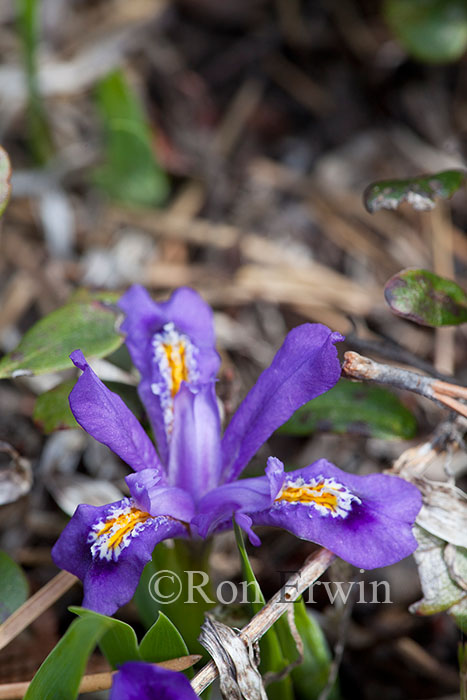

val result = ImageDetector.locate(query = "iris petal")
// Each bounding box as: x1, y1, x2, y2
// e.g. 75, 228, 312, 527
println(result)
252, 459, 422, 569
119, 285, 220, 465
69, 350, 163, 477
51, 497, 187, 616
168, 382, 222, 502
221, 324, 343, 482
110, 662, 198, 700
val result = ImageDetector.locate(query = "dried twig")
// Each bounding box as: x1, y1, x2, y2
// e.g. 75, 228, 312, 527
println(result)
342, 351, 467, 419
191, 548, 335, 695
0, 571, 77, 652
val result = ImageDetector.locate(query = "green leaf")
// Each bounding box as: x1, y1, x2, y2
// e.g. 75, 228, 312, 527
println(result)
24, 614, 114, 700
33, 379, 78, 432
17, 0, 53, 163
279, 379, 417, 440
33, 379, 142, 434
385, 268, 467, 327
134, 540, 214, 658
0, 551, 29, 622
139, 612, 189, 663
364, 169, 466, 213
290, 599, 337, 700
384, 0, 467, 64
93, 69, 169, 207
0, 146, 11, 216
70, 606, 141, 669
0, 299, 123, 378
234, 521, 294, 700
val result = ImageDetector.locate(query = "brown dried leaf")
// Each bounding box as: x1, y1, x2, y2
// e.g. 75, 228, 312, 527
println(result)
199, 616, 267, 700
0, 442, 32, 506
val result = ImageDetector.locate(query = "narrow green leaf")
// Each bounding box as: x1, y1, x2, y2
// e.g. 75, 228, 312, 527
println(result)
70, 606, 141, 669
279, 379, 417, 440
290, 599, 337, 700
0, 551, 29, 622
139, 612, 189, 663
384, 0, 467, 64
16, 0, 53, 163
385, 268, 467, 327
93, 69, 169, 207
234, 521, 294, 700
0, 146, 12, 216
24, 614, 114, 700
0, 300, 123, 378
364, 169, 466, 213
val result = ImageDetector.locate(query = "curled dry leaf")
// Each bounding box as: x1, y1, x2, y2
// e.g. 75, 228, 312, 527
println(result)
0, 441, 32, 506
410, 526, 467, 628
199, 616, 267, 700
410, 476, 467, 549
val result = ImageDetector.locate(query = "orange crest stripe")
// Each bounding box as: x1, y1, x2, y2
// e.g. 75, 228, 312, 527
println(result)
274, 476, 361, 519
277, 485, 339, 513
95, 507, 151, 553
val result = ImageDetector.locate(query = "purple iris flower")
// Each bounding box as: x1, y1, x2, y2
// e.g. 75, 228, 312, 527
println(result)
109, 662, 198, 700
52, 285, 422, 615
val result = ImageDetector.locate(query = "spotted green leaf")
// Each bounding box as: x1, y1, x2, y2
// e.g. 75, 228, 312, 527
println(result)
384, 0, 467, 64
364, 169, 465, 213
385, 268, 467, 326
0, 551, 29, 622
0, 300, 123, 378
279, 379, 417, 440
0, 146, 11, 216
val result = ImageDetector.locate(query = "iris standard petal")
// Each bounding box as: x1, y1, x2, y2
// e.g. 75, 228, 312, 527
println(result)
251, 458, 422, 569
126, 469, 196, 521
193, 469, 276, 541
221, 324, 343, 482
119, 285, 220, 464
110, 662, 198, 700
168, 382, 222, 502
51, 497, 187, 616
69, 350, 163, 477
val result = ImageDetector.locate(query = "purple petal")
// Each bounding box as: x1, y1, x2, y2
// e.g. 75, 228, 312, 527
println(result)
126, 469, 195, 521
69, 350, 163, 478
252, 459, 422, 569
168, 382, 222, 502
110, 662, 198, 700
51, 498, 187, 616
118, 286, 220, 465
221, 324, 343, 482
192, 461, 278, 540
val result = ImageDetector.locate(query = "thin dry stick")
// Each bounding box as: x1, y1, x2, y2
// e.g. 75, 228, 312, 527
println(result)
342, 351, 467, 419
0, 656, 201, 699
0, 571, 77, 652
191, 548, 336, 695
